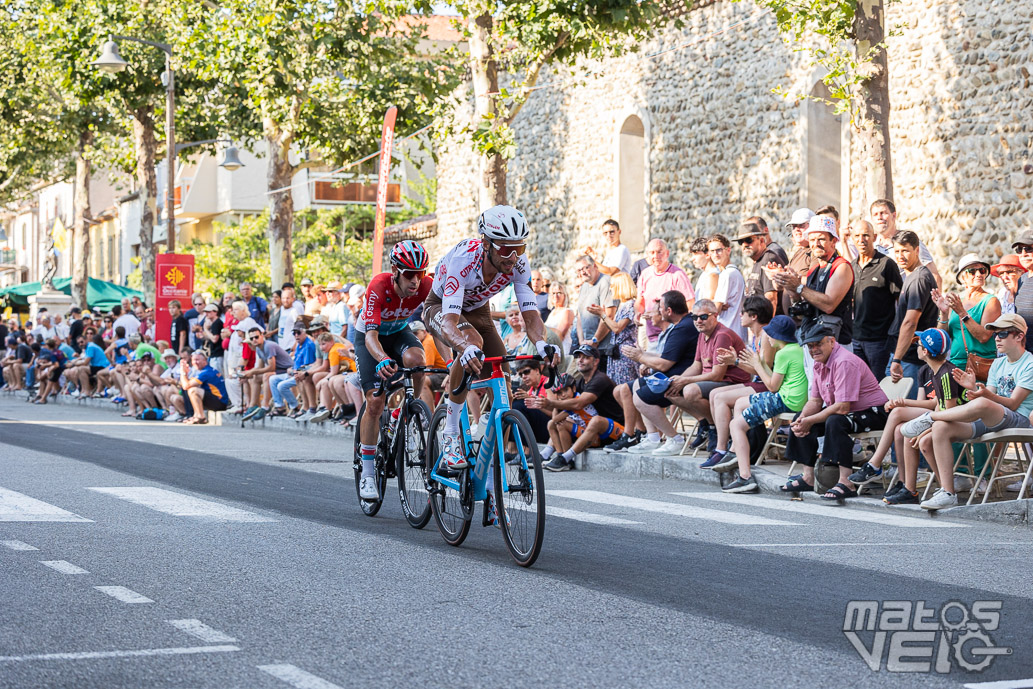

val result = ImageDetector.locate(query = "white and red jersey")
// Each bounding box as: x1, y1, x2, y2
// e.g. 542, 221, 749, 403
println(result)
357, 272, 433, 335
431, 238, 537, 315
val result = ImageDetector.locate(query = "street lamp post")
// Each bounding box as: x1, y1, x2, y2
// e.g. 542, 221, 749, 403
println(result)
93, 36, 177, 253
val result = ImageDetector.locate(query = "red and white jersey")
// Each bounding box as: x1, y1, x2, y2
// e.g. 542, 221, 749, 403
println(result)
431, 238, 537, 315
356, 272, 433, 335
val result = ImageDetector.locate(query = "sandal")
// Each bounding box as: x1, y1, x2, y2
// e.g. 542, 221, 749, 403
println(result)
779, 477, 814, 493
121, 410, 135, 417
820, 482, 858, 501
183, 416, 207, 425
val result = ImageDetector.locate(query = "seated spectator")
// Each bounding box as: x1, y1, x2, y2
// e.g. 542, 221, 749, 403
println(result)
308, 332, 355, 423
715, 315, 809, 492
847, 328, 963, 504
268, 322, 316, 417
527, 347, 625, 471
652, 298, 751, 456
173, 350, 229, 424
2, 335, 32, 391
241, 328, 293, 421
511, 359, 551, 444
779, 322, 889, 500
32, 338, 67, 404
993, 254, 1022, 316
904, 314, 1033, 510
620, 291, 702, 455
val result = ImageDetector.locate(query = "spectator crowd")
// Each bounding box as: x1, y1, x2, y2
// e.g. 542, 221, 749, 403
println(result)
4, 201, 1033, 511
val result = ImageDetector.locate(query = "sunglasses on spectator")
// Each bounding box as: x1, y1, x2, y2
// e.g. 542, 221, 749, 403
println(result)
688, 313, 713, 322
248, 335, 261, 342
994, 330, 1020, 339
964, 267, 988, 276
517, 368, 534, 376
491, 241, 526, 257
1017, 246, 1033, 254
400, 269, 427, 280
738, 238, 756, 246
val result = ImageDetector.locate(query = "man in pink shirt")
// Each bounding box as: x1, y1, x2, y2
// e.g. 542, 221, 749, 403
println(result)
636, 238, 695, 344
780, 322, 889, 501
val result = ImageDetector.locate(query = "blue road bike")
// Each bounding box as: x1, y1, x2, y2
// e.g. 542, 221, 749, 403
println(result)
427, 354, 553, 567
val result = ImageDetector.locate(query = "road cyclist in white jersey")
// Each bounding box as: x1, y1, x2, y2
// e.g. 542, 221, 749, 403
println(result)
423, 206, 560, 497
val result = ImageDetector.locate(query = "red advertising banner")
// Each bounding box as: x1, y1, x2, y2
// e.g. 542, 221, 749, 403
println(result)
370, 105, 398, 273
155, 253, 195, 347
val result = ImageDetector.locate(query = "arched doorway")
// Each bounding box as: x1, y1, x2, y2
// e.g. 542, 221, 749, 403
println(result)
618, 115, 646, 252
806, 81, 842, 212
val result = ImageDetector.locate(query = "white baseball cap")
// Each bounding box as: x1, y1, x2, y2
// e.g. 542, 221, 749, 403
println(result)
785, 208, 816, 228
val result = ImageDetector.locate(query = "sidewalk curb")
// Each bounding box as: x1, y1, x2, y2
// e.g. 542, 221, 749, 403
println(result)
18, 391, 1032, 528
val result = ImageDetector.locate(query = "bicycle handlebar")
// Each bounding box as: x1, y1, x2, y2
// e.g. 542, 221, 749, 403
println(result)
372, 365, 450, 397
450, 354, 556, 397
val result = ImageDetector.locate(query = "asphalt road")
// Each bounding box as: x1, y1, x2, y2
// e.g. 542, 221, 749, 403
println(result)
1, 397, 1031, 689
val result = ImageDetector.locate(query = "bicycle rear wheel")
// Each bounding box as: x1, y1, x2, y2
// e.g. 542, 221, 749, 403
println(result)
353, 402, 385, 517
397, 399, 432, 529
493, 410, 546, 567
428, 406, 471, 546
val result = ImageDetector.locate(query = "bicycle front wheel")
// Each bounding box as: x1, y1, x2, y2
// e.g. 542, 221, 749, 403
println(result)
353, 402, 384, 517
493, 410, 546, 567
397, 399, 432, 529
428, 406, 471, 546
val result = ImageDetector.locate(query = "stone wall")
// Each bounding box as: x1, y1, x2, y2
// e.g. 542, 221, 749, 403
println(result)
432, 0, 1033, 285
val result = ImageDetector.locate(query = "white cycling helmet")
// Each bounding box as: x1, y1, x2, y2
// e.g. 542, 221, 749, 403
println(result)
478, 205, 529, 242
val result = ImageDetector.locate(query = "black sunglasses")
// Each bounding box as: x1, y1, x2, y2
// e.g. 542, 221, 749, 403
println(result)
688, 313, 713, 322
1017, 246, 1033, 255
994, 330, 1020, 339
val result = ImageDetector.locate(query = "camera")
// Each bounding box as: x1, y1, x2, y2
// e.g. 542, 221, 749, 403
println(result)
788, 300, 816, 319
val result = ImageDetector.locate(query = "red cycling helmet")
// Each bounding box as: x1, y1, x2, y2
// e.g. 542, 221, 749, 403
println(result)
390, 240, 430, 272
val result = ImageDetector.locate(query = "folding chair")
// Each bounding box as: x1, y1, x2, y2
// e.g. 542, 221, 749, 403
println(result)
930, 429, 1033, 505
669, 407, 701, 456
758, 412, 795, 466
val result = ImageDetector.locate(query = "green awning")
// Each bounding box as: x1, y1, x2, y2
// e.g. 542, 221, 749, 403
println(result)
0, 278, 144, 311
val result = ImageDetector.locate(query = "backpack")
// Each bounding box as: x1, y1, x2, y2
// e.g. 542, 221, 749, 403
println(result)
137, 407, 167, 421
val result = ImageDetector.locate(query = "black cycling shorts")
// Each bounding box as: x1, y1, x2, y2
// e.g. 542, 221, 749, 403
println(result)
354, 329, 424, 392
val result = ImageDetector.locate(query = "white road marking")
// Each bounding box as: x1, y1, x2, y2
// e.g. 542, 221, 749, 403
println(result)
0, 421, 169, 426
964, 679, 1033, 689
167, 619, 237, 643
0, 645, 239, 663
87, 487, 276, 522
39, 560, 89, 575
1, 540, 38, 551
549, 490, 801, 526
94, 586, 153, 604
258, 664, 345, 689
673, 492, 968, 529
732, 542, 1029, 548
546, 506, 641, 525
0, 487, 92, 522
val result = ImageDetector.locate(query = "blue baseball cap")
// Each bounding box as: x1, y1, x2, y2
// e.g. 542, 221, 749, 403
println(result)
912, 328, 951, 358
762, 315, 798, 344
643, 372, 671, 394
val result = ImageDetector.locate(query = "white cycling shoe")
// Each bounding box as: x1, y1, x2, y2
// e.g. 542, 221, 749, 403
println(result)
359, 476, 379, 500
440, 432, 469, 470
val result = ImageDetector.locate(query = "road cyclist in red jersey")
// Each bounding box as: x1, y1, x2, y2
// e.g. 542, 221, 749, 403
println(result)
354, 240, 433, 500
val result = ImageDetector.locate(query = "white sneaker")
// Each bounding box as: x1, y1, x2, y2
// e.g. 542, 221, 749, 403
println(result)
440, 432, 469, 470
1006, 480, 1028, 493
921, 488, 958, 510
901, 412, 934, 438
165, 412, 182, 422
651, 437, 686, 456
359, 476, 379, 500
629, 439, 662, 454
309, 407, 331, 423
953, 476, 973, 492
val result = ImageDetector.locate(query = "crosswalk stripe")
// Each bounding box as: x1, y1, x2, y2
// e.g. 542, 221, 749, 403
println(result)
1, 540, 38, 551
672, 492, 968, 529
95, 586, 153, 604
39, 560, 89, 575
0, 487, 92, 523
258, 664, 345, 689
546, 506, 641, 525
549, 490, 802, 526
0, 645, 239, 663
167, 619, 237, 643
86, 487, 276, 522
963, 679, 1033, 689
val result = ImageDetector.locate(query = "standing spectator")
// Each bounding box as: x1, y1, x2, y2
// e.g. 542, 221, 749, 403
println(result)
239, 282, 267, 329
544, 281, 575, 355
574, 255, 618, 370
276, 284, 305, 351
738, 221, 786, 316
299, 277, 314, 304
690, 236, 719, 302
168, 300, 190, 353
530, 270, 551, 321
345, 285, 365, 344
636, 238, 694, 346
32, 314, 57, 341
779, 208, 816, 316
112, 304, 141, 337
590, 272, 639, 386
906, 314, 1033, 509
886, 230, 939, 393
1010, 231, 1033, 352
323, 281, 348, 336
778, 322, 889, 499
53, 314, 69, 341
502, 304, 530, 356
709, 234, 747, 339
594, 219, 633, 276
183, 293, 206, 349
993, 254, 1022, 315
932, 253, 1000, 380
745, 215, 788, 263
197, 304, 225, 373
850, 220, 903, 379
66, 307, 84, 352
868, 199, 943, 287
774, 215, 854, 345
266, 290, 282, 342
